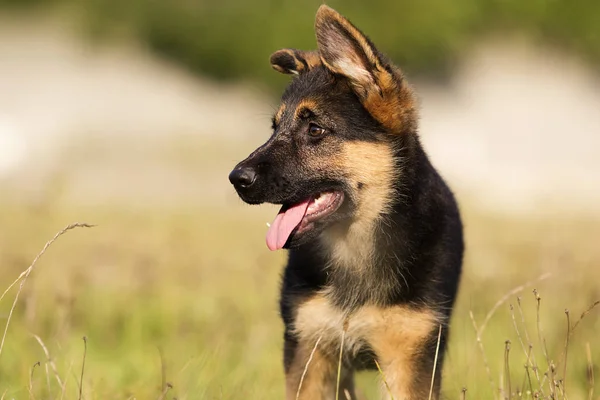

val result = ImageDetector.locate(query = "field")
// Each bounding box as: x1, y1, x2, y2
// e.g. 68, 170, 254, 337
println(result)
0, 195, 598, 399
1, 0, 599, 398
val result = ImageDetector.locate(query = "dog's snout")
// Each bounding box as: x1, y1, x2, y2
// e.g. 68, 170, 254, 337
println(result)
229, 167, 257, 189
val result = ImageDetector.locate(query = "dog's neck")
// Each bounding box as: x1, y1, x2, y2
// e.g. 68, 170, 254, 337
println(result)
318, 135, 426, 310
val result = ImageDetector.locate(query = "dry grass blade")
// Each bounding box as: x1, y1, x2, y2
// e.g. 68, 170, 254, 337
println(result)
343, 388, 352, 400
33, 334, 64, 388
533, 289, 553, 397
570, 300, 600, 333
509, 304, 528, 358
78, 336, 87, 400
563, 309, 570, 394
510, 304, 532, 396
0, 222, 94, 359
477, 273, 551, 338
29, 361, 41, 400
469, 310, 495, 394
555, 380, 566, 400
335, 328, 347, 400
524, 347, 535, 396
586, 342, 594, 400
44, 363, 51, 395
504, 340, 511, 400
556, 299, 600, 380
157, 382, 173, 400
516, 298, 531, 348
296, 335, 323, 400
59, 360, 75, 400
467, 273, 551, 387
374, 359, 394, 400
374, 360, 394, 400
517, 298, 542, 393
1, 389, 7, 400
460, 387, 467, 400
428, 324, 443, 400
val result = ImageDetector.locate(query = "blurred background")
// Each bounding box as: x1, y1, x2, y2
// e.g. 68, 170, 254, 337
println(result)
0, 1, 599, 399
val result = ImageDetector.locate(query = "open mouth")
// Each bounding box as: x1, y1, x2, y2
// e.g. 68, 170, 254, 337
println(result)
266, 191, 344, 251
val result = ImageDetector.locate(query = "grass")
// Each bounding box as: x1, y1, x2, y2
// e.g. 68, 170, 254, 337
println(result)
3, 0, 600, 91
0, 200, 599, 399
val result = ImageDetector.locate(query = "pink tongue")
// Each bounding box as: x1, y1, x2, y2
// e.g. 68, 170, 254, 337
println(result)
266, 199, 311, 251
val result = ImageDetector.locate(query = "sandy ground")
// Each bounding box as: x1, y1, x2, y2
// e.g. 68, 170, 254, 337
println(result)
1, 17, 599, 215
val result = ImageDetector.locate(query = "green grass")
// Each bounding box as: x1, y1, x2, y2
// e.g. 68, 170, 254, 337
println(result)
0, 201, 598, 399
2, 0, 600, 91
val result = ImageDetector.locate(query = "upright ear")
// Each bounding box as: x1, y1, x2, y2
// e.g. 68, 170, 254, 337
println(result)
315, 5, 384, 96
270, 49, 322, 75
315, 5, 416, 133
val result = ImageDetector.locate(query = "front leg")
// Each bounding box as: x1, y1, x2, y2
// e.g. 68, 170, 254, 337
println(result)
363, 306, 444, 400
375, 343, 441, 400
284, 335, 356, 400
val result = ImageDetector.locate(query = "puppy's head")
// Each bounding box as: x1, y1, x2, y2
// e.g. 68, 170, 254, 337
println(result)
229, 5, 417, 251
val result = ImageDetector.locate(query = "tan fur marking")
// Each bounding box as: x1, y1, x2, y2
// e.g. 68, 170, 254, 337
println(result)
292, 294, 440, 399
288, 49, 306, 72
274, 103, 286, 126
302, 51, 323, 70
285, 342, 336, 400
366, 307, 439, 400
294, 99, 319, 119
363, 67, 416, 133
285, 318, 355, 400
272, 63, 290, 74
283, 49, 306, 73
293, 295, 360, 355
271, 49, 323, 75
321, 141, 395, 270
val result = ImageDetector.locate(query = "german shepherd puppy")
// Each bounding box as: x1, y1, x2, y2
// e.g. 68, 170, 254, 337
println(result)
229, 5, 463, 399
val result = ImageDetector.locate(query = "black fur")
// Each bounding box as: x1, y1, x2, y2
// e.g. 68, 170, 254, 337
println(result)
229, 5, 463, 397
278, 130, 463, 349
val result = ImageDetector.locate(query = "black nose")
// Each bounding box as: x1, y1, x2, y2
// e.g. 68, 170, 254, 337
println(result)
229, 167, 257, 189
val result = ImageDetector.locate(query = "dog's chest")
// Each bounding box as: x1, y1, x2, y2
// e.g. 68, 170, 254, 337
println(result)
292, 294, 439, 364
293, 295, 370, 358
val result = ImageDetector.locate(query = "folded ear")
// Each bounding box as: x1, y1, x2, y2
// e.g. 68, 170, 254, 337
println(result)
270, 49, 322, 75
315, 5, 416, 133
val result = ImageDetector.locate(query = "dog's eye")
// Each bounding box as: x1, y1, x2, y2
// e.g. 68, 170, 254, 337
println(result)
308, 123, 325, 137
